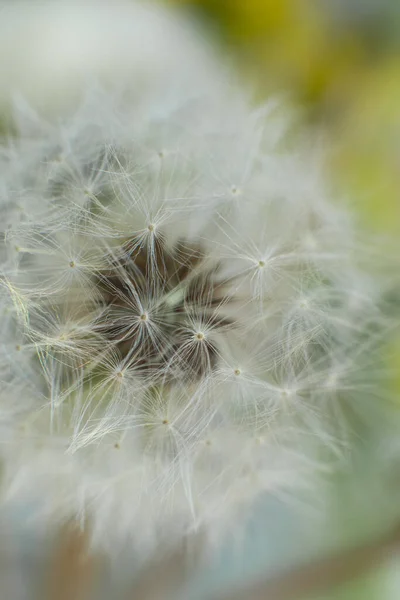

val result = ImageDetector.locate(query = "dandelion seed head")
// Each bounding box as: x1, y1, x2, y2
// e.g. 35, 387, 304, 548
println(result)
0, 1, 396, 564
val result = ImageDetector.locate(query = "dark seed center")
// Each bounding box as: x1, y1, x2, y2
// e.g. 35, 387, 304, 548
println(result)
96, 236, 233, 380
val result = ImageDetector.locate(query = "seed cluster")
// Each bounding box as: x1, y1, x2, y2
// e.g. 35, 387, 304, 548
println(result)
0, 71, 393, 562
96, 237, 233, 381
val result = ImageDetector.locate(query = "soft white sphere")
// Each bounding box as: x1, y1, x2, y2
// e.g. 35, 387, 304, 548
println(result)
0, 0, 223, 117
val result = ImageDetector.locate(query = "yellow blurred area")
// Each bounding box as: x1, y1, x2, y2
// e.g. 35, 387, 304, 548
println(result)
174, 0, 365, 110
334, 58, 400, 232
173, 0, 400, 232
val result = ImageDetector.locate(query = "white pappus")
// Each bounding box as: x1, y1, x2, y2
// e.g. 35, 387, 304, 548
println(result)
0, 1, 396, 564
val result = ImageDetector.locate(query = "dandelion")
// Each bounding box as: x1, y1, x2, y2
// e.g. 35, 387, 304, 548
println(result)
0, 1, 396, 570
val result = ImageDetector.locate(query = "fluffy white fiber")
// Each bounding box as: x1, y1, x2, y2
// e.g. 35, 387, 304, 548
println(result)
0, 0, 395, 562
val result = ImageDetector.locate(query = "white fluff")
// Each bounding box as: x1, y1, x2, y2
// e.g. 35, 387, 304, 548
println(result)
0, 1, 395, 562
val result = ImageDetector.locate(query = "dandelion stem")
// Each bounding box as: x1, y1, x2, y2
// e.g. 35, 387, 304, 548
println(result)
43, 523, 95, 600
216, 522, 400, 600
